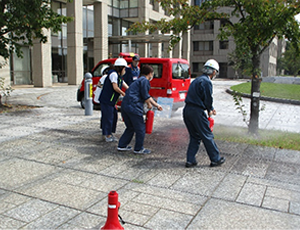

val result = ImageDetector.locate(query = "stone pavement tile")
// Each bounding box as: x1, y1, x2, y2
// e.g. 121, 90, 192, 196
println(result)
265, 186, 300, 202
0, 138, 51, 156
0, 192, 31, 214
0, 158, 57, 190
247, 176, 300, 192
290, 201, 300, 215
3, 199, 58, 223
124, 183, 207, 206
236, 182, 266, 206
231, 157, 270, 177
119, 209, 152, 227
243, 145, 276, 160
133, 193, 201, 216
122, 201, 160, 218
215, 141, 249, 156
170, 169, 226, 196
60, 212, 105, 229
22, 145, 86, 166
0, 125, 44, 139
67, 154, 119, 173
16, 180, 104, 210
212, 173, 247, 201
52, 169, 97, 186
79, 174, 129, 193
146, 171, 183, 188
115, 167, 153, 182
144, 209, 193, 229
187, 198, 300, 229
274, 148, 300, 164
266, 161, 300, 184
22, 206, 80, 229
262, 196, 289, 212
0, 215, 26, 229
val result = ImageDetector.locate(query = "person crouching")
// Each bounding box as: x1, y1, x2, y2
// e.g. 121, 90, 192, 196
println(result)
118, 64, 163, 154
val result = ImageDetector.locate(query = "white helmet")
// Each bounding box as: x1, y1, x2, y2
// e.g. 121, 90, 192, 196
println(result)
100, 66, 108, 75
114, 58, 127, 67
204, 59, 219, 72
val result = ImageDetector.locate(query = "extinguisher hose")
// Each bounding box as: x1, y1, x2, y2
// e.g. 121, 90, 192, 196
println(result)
118, 214, 125, 225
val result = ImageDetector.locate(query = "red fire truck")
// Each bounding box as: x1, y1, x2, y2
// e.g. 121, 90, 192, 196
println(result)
77, 53, 191, 110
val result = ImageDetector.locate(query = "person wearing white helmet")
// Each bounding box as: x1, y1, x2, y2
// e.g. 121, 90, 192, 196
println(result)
183, 59, 225, 168
99, 58, 129, 142
94, 65, 112, 104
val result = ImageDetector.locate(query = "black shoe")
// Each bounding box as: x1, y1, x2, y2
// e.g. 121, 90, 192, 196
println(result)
185, 162, 198, 168
210, 157, 225, 167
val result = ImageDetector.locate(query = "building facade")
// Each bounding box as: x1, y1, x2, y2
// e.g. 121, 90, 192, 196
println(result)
2, 0, 284, 87
191, 1, 284, 79
3, 0, 189, 87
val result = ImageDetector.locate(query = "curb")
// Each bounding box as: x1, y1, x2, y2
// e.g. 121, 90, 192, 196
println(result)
225, 89, 300, 106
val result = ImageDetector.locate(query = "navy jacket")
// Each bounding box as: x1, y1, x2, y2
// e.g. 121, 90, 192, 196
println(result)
100, 70, 123, 106
123, 65, 140, 86
121, 76, 151, 116
185, 74, 214, 112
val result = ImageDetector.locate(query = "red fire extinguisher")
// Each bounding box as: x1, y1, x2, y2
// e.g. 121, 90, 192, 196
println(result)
145, 110, 154, 134
101, 191, 124, 230
208, 117, 214, 132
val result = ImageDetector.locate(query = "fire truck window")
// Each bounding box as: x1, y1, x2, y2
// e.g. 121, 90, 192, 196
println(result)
93, 64, 109, 77
140, 63, 162, 79
172, 63, 190, 79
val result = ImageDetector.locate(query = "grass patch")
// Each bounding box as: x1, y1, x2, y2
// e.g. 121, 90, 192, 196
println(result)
230, 82, 300, 101
214, 125, 300, 151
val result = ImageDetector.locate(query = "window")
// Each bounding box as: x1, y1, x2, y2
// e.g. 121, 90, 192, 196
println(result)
192, 63, 199, 73
93, 63, 111, 77
194, 21, 214, 30
220, 41, 229, 49
194, 0, 207, 6
193, 41, 213, 51
140, 63, 163, 79
172, 63, 190, 79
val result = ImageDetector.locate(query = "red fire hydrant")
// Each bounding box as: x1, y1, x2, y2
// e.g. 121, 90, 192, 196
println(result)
208, 117, 214, 132
101, 191, 124, 230
145, 110, 154, 134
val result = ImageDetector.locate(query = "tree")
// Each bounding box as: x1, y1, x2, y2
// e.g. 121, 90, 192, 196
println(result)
228, 43, 252, 79
0, 0, 73, 60
129, 0, 300, 134
278, 41, 300, 76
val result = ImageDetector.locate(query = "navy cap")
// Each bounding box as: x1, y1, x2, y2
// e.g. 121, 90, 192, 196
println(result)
132, 55, 140, 61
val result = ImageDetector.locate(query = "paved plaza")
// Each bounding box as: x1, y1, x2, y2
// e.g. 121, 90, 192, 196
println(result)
0, 80, 300, 229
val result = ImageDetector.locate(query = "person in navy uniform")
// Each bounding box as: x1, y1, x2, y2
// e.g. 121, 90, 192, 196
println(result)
183, 59, 225, 168
118, 64, 163, 154
123, 55, 140, 86
100, 58, 129, 142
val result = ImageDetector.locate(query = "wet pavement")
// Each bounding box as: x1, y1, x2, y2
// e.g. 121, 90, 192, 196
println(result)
1, 80, 300, 229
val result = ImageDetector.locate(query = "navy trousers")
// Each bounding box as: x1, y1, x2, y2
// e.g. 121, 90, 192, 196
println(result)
118, 108, 145, 151
100, 103, 118, 135
183, 104, 221, 163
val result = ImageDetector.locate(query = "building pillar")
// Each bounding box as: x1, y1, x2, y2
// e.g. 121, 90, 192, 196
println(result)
32, 28, 52, 87
94, 2, 108, 65
138, 1, 149, 57
173, 34, 182, 59
67, 0, 83, 85
0, 57, 10, 86
182, 30, 190, 62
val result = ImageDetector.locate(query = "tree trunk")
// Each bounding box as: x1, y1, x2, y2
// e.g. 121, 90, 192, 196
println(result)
249, 56, 261, 135
249, 77, 261, 134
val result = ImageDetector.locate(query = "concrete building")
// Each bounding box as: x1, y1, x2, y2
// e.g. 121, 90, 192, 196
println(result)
2, 1, 284, 87
191, 1, 284, 79
3, 0, 189, 87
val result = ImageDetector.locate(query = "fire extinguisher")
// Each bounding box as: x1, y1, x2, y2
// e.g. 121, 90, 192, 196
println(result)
208, 116, 214, 132
145, 110, 154, 134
